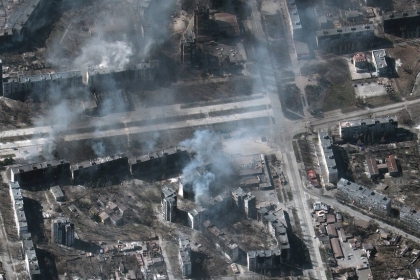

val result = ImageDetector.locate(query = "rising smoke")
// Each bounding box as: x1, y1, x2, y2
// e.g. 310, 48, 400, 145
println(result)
180, 130, 232, 205
73, 39, 133, 70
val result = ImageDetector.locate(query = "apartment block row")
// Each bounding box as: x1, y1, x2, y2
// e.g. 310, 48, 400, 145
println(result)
11, 148, 189, 187
318, 132, 338, 184
9, 182, 41, 279
178, 235, 192, 278
1, 61, 159, 99
337, 178, 391, 216
256, 208, 290, 261
202, 220, 239, 262
339, 115, 398, 143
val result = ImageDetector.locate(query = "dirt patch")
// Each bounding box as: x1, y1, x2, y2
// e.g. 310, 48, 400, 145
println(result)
388, 45, 420, 97
300, 58, 355, 112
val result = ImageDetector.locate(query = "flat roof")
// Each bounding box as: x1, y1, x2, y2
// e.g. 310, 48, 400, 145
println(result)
372, 49, 387, 68
340, 115, 398, 128
366, 158, 379, 175
337, 178, 391, 205
50, 186, 64, 198
286, 0, 302, 30
383, 10, 420, 21
316, 24, 374, 37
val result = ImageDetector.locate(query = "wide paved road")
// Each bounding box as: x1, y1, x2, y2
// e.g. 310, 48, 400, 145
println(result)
247, 0, 325, 278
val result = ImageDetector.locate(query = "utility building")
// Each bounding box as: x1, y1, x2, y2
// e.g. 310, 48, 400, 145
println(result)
372, 49, 389, 76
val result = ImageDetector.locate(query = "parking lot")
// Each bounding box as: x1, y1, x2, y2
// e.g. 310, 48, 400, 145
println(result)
337, 238, 372, 279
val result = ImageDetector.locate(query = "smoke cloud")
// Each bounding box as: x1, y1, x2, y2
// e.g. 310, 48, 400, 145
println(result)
73, 39, 133, 70
180, 130, 232, 204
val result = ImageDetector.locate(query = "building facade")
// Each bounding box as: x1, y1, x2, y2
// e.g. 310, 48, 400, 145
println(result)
383, 11, 420, 38
161, 186, 177, 222
372, 49, 389, 76
336, 178, 391, 216
231, 187, 257, 219
52, 218, 75, 247
318, 132, 338, 184
339, 115, 398, 143
178, 235, 192, 277
247, 249, 283, 272
316, 24, 374, 52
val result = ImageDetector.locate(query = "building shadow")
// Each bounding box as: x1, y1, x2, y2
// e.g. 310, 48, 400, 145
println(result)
73, 238, 102, 253
36, 247, 59, 280
23, 197, 47, 244
191, 251, 211, 279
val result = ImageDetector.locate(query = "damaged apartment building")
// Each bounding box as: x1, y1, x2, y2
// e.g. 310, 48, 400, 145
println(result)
180, 0, 241, 66
202, 220, 239, 262
188, 192, 231, 230
0, 0, 48, 43
130, 147, 190, 181
246, 207, 291, 272
231, 187, 257, 219
52, 218, 75, 247
232, 154, 273, 190
186, 187, 257, 229
178, 235, 192, 278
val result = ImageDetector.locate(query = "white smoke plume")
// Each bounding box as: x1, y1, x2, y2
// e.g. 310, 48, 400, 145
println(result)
180, 130, 232, 204
73, 38, 133, 70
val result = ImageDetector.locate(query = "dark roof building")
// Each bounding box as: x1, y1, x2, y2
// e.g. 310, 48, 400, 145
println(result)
383, 11, 420, 37
11, 160, 71, 187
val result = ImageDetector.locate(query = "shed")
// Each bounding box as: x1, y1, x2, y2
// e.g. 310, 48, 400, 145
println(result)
99, 212, 110, 224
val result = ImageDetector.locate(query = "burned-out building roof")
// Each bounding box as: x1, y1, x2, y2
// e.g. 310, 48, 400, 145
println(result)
213, 13, 240, 37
